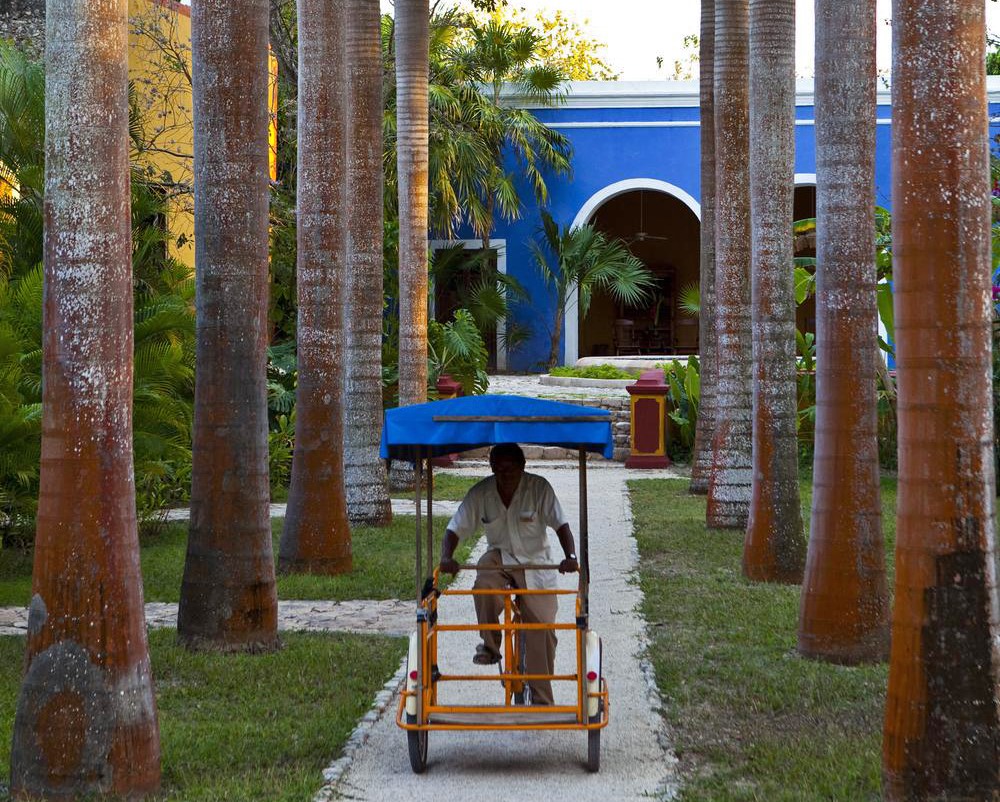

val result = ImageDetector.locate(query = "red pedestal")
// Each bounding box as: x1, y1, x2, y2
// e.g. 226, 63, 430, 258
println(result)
625, 369, 671, 469
432, 374, 463, 466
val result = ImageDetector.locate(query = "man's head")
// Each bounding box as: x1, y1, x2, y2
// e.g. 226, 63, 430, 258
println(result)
489, 443, 525, 491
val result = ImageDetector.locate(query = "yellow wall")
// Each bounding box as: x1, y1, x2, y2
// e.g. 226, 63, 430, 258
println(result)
127, 0, 195, 268
126, 0, 278, 270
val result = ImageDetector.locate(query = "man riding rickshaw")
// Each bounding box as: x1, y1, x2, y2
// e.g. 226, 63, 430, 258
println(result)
381, 395, 611, 773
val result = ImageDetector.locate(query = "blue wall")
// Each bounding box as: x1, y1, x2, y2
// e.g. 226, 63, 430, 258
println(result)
444, 81, 1000, 372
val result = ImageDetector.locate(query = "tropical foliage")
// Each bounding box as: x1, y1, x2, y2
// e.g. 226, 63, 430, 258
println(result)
531, 209, 656, 368
0, 43, 195, 542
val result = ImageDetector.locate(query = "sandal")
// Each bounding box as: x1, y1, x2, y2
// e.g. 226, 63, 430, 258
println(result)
472, 644, 501, 665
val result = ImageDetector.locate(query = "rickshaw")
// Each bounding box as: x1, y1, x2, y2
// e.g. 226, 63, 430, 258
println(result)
380, 394, 612, 774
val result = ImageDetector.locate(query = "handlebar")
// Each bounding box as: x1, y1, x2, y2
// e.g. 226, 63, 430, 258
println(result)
456, 562, 569, 571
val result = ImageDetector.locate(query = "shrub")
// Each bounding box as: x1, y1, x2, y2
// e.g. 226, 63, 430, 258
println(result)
549, 364, 639, 380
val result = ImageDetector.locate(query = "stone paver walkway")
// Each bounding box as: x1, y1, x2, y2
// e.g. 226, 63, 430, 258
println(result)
1, 599, 414, 637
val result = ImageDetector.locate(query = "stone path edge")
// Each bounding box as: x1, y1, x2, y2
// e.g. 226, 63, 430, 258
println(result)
313, 659, 409, 802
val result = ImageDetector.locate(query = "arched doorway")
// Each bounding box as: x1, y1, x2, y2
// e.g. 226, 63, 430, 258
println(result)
565, 179, 701, 365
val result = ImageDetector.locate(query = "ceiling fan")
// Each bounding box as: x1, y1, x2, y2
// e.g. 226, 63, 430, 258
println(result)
626, 190, 670, 245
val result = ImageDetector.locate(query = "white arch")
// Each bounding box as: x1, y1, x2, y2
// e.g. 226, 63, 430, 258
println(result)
564, 178, 701, 365
794, 172, 817, 186
570, 177, 702, 230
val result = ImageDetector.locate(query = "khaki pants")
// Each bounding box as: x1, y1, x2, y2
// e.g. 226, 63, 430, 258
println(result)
473, 549, 558, 705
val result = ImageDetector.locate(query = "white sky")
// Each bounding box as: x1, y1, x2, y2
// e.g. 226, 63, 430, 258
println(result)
381, 0, 1000, 81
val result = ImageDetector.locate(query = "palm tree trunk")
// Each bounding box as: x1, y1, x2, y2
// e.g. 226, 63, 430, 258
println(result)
178, 0, 278, 651
549, 303, 565, 369
742, 0, 804, 582
395, 0, 430, 408
706, 0, 752, 529
883, 1, 1000, 797
345, 0, 392, 526
797, 0, 888, 663
10, 0, 161, 795
689, 0, 717, 495
278, 0, 352, 574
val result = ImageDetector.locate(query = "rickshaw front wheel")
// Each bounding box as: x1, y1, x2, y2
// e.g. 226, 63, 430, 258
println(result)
406, 715, 428, 773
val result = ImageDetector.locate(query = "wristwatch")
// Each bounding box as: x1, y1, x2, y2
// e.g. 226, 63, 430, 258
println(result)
566, 553, 577, 561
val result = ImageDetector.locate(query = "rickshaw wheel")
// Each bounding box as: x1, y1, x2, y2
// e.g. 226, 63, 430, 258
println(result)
586, 721, 600, 773
406, 715, 428, 773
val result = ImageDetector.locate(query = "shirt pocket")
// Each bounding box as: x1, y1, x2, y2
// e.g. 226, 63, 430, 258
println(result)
482, 515, 507, 548
516, 511, 547, 552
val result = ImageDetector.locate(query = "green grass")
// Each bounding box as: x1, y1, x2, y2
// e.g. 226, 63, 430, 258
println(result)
631, 478, 897, 801
0, 630, 406, 801
0, 515, 474, 606
428, 471, 480, 500
549, 364, 640, 380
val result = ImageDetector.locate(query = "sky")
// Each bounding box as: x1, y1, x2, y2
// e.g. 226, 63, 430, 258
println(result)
380, 0, 1000, 81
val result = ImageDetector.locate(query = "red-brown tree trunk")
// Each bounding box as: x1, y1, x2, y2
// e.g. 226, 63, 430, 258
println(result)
706, 0, 752, 529
178, 0, 278, 650
9, 0, 161, 795
395, 0, 430, 408
743, 0, 804, 582
279, 0, 352, 574
345, 0, 393, 526
689, 0, 717, 496
798, 0, 888, 664
883, 1, 1000, 797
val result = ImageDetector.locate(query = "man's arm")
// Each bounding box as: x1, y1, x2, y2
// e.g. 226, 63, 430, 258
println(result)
555, 523, 579, 574
439, 530, 461, 574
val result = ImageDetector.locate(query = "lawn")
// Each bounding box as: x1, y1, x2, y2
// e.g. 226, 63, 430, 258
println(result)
631, 477, 897, 802
0, 514, 475, 607
0, 630, 406, 801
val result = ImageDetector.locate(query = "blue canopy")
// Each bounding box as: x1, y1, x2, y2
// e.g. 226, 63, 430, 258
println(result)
380, 394, 614, 461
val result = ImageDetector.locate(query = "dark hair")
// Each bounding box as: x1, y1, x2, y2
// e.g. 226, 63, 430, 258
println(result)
489, 443, 525, 466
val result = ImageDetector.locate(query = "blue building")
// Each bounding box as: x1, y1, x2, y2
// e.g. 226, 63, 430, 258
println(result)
431, 77, 1000, 373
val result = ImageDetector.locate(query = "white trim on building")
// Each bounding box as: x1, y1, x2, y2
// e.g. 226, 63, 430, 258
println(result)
512, 76, 1000, 110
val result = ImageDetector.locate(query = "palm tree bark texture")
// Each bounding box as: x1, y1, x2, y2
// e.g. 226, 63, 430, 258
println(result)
395, 0, 430, 408
178, 0, 279, 650
345, 0, 393, 526
706, 0, 752, 529
798, 0, 888, 664
279, 0, 353, 575
10, 0, 161, 795
743, 0, 804, 582
689, 0, 718, 496
883, 1, 1000, 797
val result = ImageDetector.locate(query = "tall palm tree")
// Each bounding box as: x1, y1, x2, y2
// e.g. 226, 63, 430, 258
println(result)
797, 0, 888, 663
9, 0, 161, 795
178, 0, 278, 650
279, 0, 352, 573
450, 19, 571, 249
345, 0, 392, 526
706, 0, 752, 530
883, 1, 1000, 797
689, 0, 717, 496
395, 0, 430, 409
742, 0, 804, 582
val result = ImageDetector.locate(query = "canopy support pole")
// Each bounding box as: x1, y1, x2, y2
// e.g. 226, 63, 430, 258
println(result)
415, 451, 423, 607
426, 457, 434, 576
579, 447, 589, 618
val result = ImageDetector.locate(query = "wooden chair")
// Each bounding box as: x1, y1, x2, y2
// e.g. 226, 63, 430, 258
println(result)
613, 319, 641, 355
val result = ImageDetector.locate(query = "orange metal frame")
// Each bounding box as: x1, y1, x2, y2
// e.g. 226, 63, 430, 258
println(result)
395, 570, 611, 732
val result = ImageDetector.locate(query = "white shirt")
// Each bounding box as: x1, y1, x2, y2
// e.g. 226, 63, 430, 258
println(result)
447, 472, 569, 590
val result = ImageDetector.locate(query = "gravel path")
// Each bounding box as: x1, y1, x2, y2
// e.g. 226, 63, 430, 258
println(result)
325, 463, 681, 801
